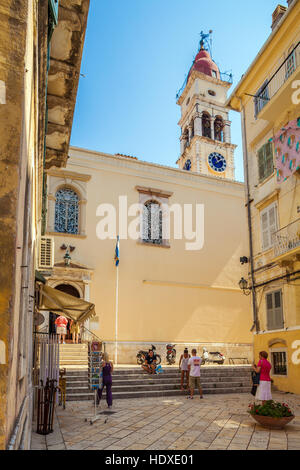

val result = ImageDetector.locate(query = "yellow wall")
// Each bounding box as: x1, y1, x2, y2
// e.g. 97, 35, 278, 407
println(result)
228, 0, 300, 394
46, 148, 253, 361
254, 330, 300, 395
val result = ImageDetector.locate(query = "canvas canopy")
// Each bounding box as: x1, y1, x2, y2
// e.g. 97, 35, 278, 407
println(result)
38, 284, 96, 324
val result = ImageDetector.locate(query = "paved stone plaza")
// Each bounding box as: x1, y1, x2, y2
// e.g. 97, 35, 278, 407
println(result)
31, 391, 300, 451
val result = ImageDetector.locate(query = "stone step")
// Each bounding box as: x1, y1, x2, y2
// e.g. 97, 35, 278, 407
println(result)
66, 380, 250, 394
65, 370, 89, 377
110, 371, 251, 378
65, 387, 252, 401
60, 360, 88, 366
60, 355, 89, 360
112, 366, 251, 374
102, 376, 251, 386
66, 373, 250, 383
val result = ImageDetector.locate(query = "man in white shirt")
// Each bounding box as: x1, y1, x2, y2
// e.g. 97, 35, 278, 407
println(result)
187, 349, 203, 399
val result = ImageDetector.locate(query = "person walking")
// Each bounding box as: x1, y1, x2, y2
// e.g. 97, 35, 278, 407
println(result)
187, 348, 203, 399
252, 351, 272, 404
55, 315, 68, 344
179, 348, 190, 391
97, 352, 113, 408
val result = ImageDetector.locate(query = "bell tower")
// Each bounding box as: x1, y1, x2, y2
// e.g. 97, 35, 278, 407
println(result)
176, 33, 236, 180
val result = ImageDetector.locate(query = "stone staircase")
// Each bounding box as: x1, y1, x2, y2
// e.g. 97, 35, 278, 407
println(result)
59, 343, 89, 367
64, 364, 252, 402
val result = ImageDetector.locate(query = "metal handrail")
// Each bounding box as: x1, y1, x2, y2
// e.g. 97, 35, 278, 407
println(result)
257, 41, 300, 108
81, 324, 103, 345
273, 218, 300, 257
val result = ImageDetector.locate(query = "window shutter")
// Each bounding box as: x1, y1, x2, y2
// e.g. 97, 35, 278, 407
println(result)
265, 142, 274, 176
266, 293, 274, 330
266, 291, 284, 330
260, 203, 278, 251
268, 205, 277, 247
258, 147, 265, 182
273, 291, 284, 329
261, 211, 270, 250
39, 237, 54, 269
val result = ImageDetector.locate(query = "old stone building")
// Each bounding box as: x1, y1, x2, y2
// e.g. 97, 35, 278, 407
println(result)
0, 0, 89, 450
228, 0, 300, 394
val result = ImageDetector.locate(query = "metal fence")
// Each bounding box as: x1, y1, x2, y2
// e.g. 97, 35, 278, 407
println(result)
257, 41, 300, 112
273, 218, 300, 258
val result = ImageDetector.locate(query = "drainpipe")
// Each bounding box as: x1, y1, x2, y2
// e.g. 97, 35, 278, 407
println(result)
238, 97, 259, 333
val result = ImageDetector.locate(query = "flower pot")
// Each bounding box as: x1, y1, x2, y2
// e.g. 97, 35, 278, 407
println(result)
250, 414, 295, 429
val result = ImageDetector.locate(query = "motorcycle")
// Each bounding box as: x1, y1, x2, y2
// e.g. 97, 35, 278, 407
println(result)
136, 344, 161, 365
166, 344, 176, 365
202, 348, 225, 365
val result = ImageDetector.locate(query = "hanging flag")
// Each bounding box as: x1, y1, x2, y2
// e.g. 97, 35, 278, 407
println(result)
114, 236, 120, 267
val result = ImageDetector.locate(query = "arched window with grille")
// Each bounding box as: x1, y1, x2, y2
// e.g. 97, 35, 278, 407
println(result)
142, 201, 163, 245
54, 187, 79, 234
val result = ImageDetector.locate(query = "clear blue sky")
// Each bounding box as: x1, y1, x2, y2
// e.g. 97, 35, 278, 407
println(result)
70, 0, 283, 182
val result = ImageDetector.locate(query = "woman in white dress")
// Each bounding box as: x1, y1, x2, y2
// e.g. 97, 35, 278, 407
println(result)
252, 351, 272, 404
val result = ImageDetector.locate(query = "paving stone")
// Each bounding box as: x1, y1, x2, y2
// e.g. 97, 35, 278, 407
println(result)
39, 391, 300, 452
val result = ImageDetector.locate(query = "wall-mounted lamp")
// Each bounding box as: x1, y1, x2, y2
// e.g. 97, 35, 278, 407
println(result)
240, 256, 249, 265
64, 250, 71, 266
238, 277, 251, 296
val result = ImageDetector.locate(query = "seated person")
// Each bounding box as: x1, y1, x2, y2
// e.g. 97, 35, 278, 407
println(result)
142, 349, 157, 374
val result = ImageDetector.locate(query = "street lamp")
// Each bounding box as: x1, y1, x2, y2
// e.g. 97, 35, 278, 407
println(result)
239, 277, 251, 296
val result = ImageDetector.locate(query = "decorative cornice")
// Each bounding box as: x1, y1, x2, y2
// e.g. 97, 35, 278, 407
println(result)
69, 147, 245, 196
177, 69, 232, 105
46, 168, 92, 182
135, 186, 173, 198
46, 231, 87, 239
255, 188, 280, 210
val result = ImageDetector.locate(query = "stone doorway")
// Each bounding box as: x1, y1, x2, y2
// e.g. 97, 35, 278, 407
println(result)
50, 284, 81, 342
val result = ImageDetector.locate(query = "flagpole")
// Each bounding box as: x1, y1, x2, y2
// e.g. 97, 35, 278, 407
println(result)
114, 236, 120, 366
115, 261, 119, 365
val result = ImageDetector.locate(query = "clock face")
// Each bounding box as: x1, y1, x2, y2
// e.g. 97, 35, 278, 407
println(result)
208, 152, 227, 173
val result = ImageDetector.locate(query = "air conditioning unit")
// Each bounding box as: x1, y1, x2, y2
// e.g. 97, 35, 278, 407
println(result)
38, 236, 54, 269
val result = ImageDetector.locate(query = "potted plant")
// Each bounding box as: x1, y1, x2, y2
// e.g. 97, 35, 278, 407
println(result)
248, 400, 295, 429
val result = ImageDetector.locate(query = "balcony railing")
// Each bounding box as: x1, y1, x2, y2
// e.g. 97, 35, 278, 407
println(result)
256, 42, 300, 113
273, 218, 300, 258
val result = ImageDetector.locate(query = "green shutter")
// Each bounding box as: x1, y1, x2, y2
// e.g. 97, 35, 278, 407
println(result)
265, 142, 274, 177
258, 142, 274, 183
258, 147, 265, 181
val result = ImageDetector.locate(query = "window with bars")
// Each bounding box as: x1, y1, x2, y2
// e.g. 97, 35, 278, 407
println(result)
285, 51, 296, 79
257, 142, 274, 183
266, 290, 284, 330
254, 81, 269, 118
271, 351, 287, 376
260, 202, 278, 252
142, 201, 163, 245
54, 188, 79, 234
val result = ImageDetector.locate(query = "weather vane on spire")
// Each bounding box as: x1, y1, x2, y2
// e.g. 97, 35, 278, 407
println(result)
199, 30, 213, 55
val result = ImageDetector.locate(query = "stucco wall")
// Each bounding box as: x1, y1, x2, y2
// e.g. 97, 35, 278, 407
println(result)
46, 148, 253, 362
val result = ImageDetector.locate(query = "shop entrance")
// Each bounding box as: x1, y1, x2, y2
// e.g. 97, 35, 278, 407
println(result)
49, 284, 81, 342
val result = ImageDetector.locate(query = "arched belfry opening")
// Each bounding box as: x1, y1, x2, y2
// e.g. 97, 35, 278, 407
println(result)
202, 112, 211, 139
214, 116, 225, 142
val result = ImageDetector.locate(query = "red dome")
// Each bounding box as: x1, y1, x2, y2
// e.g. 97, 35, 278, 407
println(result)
188, 48, 220, 80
